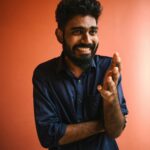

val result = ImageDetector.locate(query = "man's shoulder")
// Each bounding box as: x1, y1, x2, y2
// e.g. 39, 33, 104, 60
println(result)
94, 54, 112, 68
35, 57, 60, 70
33, 56, 60, 79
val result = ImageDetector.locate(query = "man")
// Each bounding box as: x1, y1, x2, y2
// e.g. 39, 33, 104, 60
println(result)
32, 0, 128, 150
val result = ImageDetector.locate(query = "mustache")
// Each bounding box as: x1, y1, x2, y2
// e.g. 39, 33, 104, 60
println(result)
73, 43, 95, 50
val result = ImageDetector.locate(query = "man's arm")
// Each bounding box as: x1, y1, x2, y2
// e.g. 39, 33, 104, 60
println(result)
59, 120, 105, 145
97, 52, 126, 138
100, 80, 125, 138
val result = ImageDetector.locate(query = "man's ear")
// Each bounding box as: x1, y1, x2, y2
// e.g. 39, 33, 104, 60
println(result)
55, 28, 63, 44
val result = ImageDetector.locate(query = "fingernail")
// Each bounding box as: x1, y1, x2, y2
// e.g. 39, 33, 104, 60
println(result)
97, 85, 102, 91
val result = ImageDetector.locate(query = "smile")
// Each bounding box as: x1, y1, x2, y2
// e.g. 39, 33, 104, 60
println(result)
76, 47, 91, 53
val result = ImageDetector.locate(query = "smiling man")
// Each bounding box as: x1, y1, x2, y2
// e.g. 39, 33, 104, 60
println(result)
32, 0, 128, 150
60, 15, 99, 71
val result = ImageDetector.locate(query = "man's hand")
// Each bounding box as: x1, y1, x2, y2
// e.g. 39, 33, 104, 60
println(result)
97, 52, 121, 102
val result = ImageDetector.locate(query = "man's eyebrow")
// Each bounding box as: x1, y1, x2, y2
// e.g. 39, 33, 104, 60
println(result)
70, 27, 84, 31
91, 26, 98, 30
71, 26, 98, 30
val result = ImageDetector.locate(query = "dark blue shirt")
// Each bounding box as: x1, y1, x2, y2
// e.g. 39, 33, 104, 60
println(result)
32, 54, 128, 150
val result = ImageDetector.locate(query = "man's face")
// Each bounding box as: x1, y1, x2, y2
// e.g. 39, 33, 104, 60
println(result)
62, 15, 99, 69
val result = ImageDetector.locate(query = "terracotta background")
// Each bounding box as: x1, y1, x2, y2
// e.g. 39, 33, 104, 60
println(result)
1, 0, 150, 149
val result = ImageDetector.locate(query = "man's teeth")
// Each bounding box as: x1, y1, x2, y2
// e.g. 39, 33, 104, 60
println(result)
78, 48, 90, 51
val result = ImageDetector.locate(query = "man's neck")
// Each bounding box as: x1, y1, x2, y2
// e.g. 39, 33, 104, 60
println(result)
64, 56, 84, 78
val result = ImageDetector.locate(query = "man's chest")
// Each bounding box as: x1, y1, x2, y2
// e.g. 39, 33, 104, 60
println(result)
47, 71, 104, 123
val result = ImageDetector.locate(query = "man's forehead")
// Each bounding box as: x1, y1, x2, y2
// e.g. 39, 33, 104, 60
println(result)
65, 15, 97, 29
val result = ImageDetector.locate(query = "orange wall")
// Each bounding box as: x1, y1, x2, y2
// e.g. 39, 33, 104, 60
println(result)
1, 0, 150, 150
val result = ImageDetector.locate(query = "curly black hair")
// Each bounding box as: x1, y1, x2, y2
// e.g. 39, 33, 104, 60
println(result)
55, 0, 102, 29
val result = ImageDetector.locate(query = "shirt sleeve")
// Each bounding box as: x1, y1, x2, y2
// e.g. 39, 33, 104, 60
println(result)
32, 67, 67, 149
117, 75, 128, 116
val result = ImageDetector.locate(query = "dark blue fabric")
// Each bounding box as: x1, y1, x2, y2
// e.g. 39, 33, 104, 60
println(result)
32, 54, 128, 150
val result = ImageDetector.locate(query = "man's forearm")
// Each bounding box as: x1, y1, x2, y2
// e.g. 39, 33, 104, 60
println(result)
59, 120, 105, 145
103, 96, 125, 138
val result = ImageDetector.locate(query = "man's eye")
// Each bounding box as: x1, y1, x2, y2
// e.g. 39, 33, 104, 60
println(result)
89, 30, 98, 35
72, 30, 83, 35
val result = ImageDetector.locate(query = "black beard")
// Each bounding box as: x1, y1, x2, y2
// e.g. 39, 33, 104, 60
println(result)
62, 42, 98, 70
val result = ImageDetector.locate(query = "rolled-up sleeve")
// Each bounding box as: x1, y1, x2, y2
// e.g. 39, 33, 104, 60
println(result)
117, 75, 128, 116
32, 67, 67, 148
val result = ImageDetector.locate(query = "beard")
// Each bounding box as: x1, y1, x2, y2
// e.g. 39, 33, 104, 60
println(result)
62, 40, 98, 70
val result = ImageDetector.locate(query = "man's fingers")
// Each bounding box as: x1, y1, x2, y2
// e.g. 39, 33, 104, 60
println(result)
97, 76, 116, 95
112, 67, 120, 85
111, 52, 122, 72
97, 85, 112, 98
97, 82, 116, 102
107, 76, 116, 93
101, 90, 112, 98
103, 52, 122, 88
103, 70, 112, 89
102, 67, 119, 90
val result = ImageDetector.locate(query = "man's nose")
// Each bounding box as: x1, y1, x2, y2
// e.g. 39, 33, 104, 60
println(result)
81, 33, 92, 44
